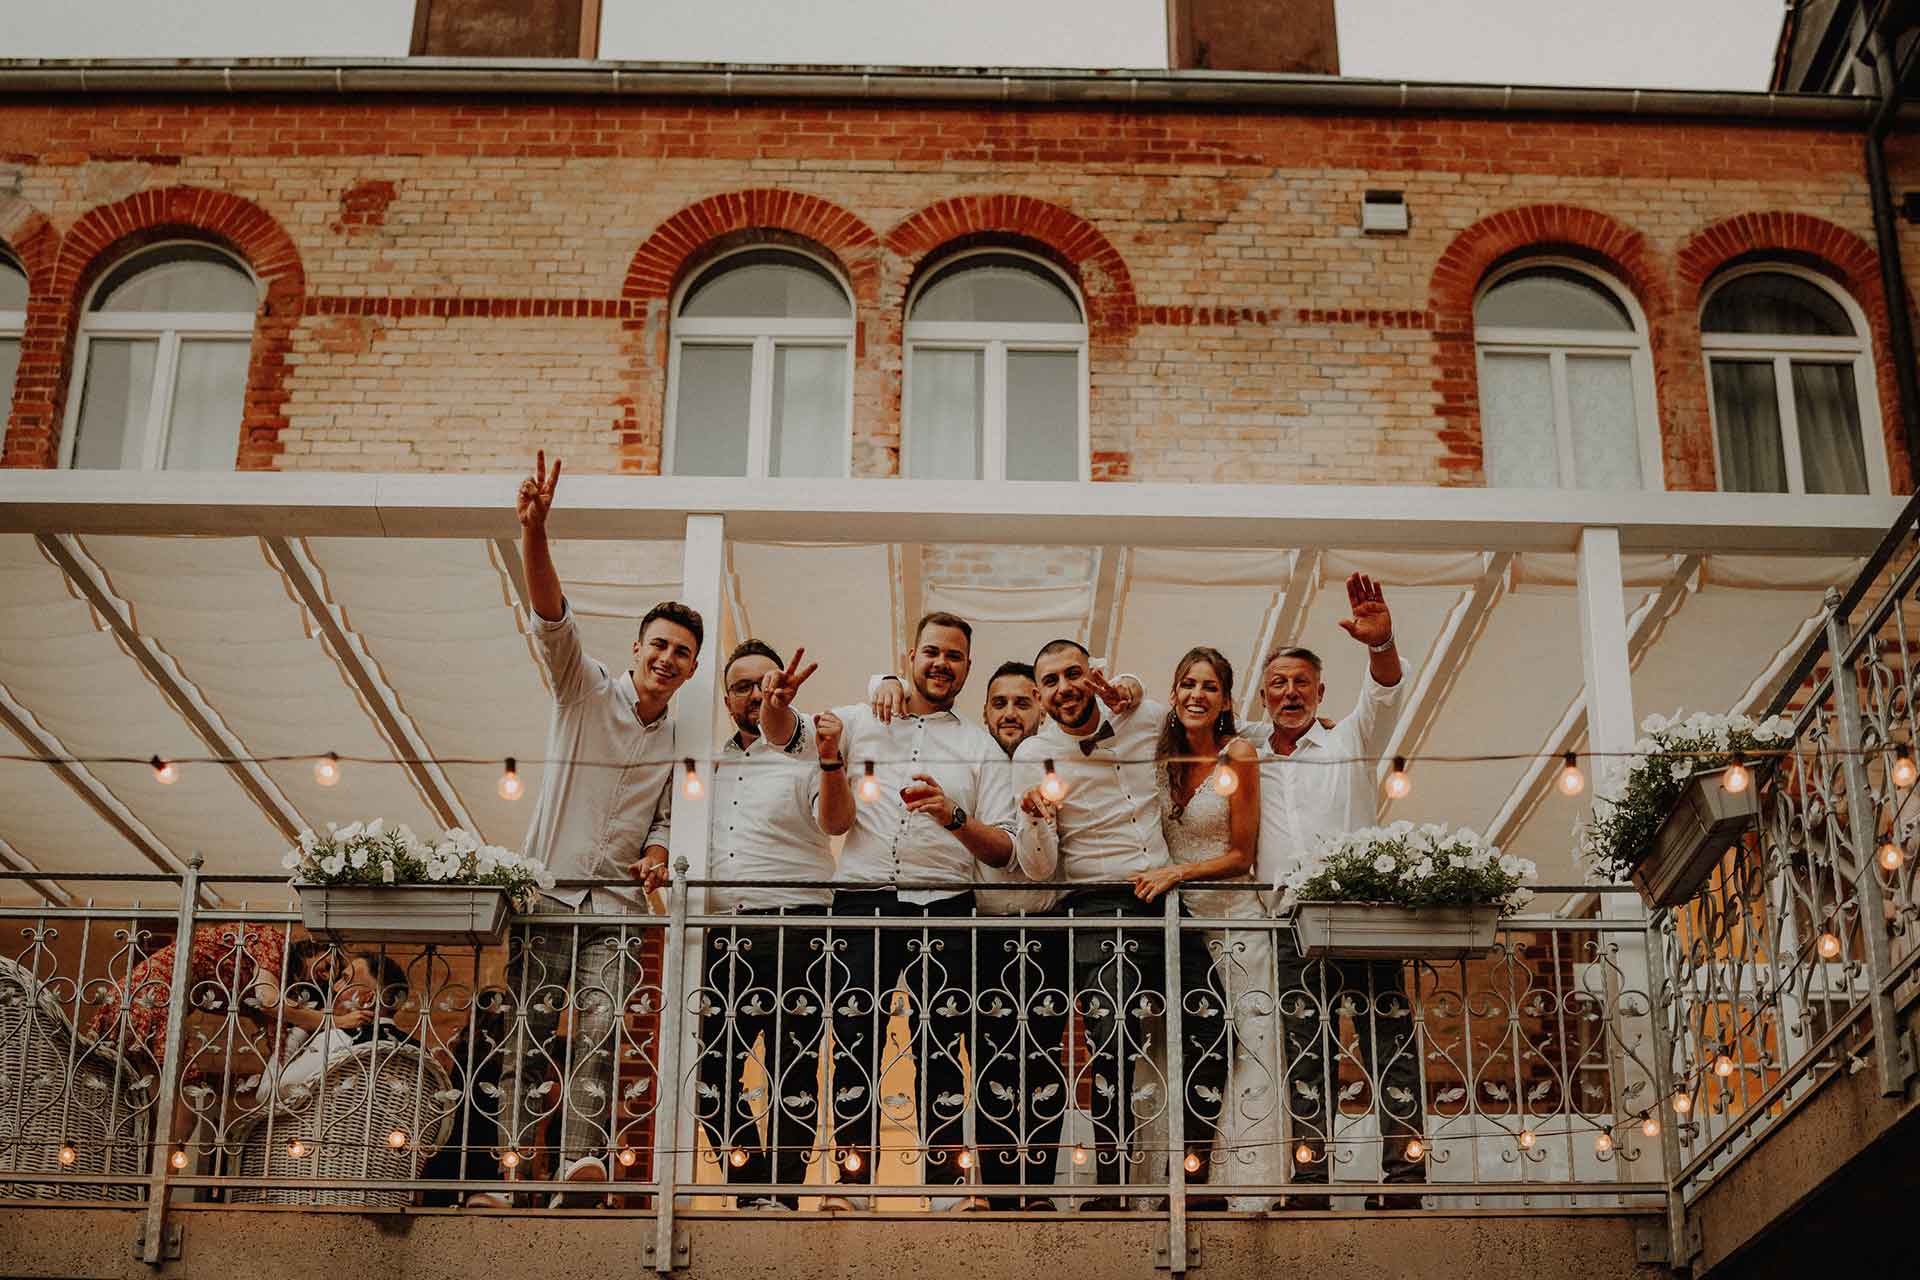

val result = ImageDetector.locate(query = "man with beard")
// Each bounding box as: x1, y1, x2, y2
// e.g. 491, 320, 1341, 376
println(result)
814, 612, 1019, 1211
510, 451, 702, 1206
970, 662, 1068, 1209
1244, 572, 1421, 1211
1012, 642, 1229, 1210
653, 639, 836, 1210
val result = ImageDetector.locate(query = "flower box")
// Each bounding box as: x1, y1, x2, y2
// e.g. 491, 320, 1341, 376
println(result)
1629, 767, 1758, 909
296, 884, 512, 945
1289, 901, 1501, 960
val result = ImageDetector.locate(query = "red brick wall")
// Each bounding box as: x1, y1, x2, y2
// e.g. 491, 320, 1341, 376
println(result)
0, 95, 1911, 490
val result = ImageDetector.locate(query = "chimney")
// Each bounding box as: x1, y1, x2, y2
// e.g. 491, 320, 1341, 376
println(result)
1166, 0, 1340, 75
410, 0, 602, 58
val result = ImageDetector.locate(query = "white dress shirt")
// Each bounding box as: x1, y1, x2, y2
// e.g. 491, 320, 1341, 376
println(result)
831, 703, 1019, 904
521, 602, 677, 912
1011, 699, 1171, 886
1241, 660, 1406, 899
709, 719, 835, 913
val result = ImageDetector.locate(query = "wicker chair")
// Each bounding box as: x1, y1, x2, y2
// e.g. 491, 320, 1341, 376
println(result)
0, 955, 152, 1200
225, 1040, 454, 1207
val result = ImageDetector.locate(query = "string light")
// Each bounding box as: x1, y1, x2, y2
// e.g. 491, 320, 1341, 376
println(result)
682, 758, 704, 800
1881, 840, 1906, 872
1182, 1151, 1203, 1174
1071, 1144, 1089, 1166
314, 752, 341, 787
1817, 932, 1842, 960
1294, 1142, 1318, 1165
1672, 1092, 1693, 1115
728, 1147, 748, 1168
1040, 760, 1067, 804
168, 1148, 189, 1170
1404, 1138, 1426, 1161
497, 757, 522, 801
1384, 756, 1412, 800
287, 1139, 308, 1159
1641, 1116, 1661, 1138
1595, 1132, 1614, 1154
386, 1128, 409, 1149
858, 762, 882, 803
959, 1148, 977, 1172
1895, 745, 1918, 790
1518, 1129, 1537, 1150
1722, 755, 1751, 795
617, 1147, 639, 1168
841, 1149, 863, 1174
1713, 1054, 1736, 1079
150, 755, 177, 785
57, 1143, 77, 1166
498, 1148, 521, 1170
1557, 751, 1586, 797
1212, 764, 1239, 797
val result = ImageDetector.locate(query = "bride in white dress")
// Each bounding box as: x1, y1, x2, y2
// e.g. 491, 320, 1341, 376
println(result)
1148, 646, 1283, 1211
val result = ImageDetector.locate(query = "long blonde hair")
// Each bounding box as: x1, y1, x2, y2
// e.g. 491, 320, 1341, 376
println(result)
1156, 646, 1237, 820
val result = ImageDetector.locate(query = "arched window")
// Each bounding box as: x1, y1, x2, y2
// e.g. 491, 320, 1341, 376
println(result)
904, 251, 1087, 481
1701, 267, 1884, 495
0, 254, 24, 423
1473, 262, 1660, 490
61, 244, 258, 470
665, 248, 853, 478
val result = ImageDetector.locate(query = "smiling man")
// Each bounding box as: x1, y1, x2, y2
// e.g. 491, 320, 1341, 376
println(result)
506, 450, 704, 1207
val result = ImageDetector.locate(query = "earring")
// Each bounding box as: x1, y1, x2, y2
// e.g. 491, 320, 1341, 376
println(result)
1216, 709, 1233, 735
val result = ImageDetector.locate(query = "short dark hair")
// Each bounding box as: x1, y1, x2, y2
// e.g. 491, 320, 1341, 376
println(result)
724, 639, 782, 683
1034, 638, 1090, 668
913, 610, 973, 646
1263, 645, 1323, 676
639, 600, 704, 651
355, 950, 410, 1014
988, 660, 1035, 686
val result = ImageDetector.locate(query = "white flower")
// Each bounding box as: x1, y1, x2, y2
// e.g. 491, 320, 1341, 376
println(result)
1372, 853, 1396, 873
297, 828, 319, 853
365, 817, 386, 840
1498, 853, 1528, 878
1640, 713, 1669, 734
1418, 823, 1447, 841
348, 845, 369, 869
1388, 819, 1415, 837
320, 852, 346, 877
281, 848, 302, 870
380, 859, 396, 884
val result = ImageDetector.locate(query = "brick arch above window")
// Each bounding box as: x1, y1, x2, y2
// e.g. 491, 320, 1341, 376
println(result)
1677, 211, 1906, 491
16, 186, 306, 470
0, 196, 61, 468
884, 195, 1137, 343
1426, 204, 1668, 483
623, 189, 882, 306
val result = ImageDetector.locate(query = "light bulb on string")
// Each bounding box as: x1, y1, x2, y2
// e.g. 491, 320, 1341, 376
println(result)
169, 1148, 190, 1170
1557, 752, 1586, 797
1070, 1144, 1089, 1167
617, 1147, 639, 1168
498, 1148, 520, 1170
958, 1148, 976, 1172
1894, 745, 1918, 790
841, 1149, 863, 1174
1183, 1152, 1203, 1174
1713, 1054, 1736, 1079
728, 1147, 748, 1169
386, 1128, 409, 1149
1212, 764, 1239, 797
1672, 1092, 1693, 1115
1817, 931, 1842, 960
858, 762, 882, 803
682, 758, 704, 800
1641, 1115, 1661, 1138
1880, 840, 1905, 872
1595, 1131, 1614, 1155
314, 752, 341, 788
1722, 755, 1751, 795
1517, 1129, 1537, 1150
1040, 760, 1067, 804
1404, 1138, 1426, 1161
498, 757, 522, 801
287, 1139, 309, 1159
151, 755, 177, 785
57, 1143, 77, 1167
1294, 1142, 1318, 1165
1384, 756, 1412, 800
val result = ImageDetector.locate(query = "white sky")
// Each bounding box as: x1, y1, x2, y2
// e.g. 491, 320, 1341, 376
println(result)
0, 0, 1787, 91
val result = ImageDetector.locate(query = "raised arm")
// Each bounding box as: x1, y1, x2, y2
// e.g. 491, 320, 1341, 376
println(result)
517, 450, 565, 623
756, 647, 817, 753
814, 709, 855, 837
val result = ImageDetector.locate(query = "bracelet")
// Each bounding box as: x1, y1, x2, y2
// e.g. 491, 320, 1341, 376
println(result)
1368, 635, 1396, 654
818, 759, 845, 772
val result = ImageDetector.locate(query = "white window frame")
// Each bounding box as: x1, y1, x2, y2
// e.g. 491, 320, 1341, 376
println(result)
1699, 263, 1891, 496
1473, 257, 1666, 491
663, 245, 855, 480
57, 241, 259, 472
0, 255, 27, 409
902, 248, 1090, 482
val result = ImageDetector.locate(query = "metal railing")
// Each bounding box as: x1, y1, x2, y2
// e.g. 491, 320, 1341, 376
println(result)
1651, 491, 1920, 1209
0, 864, 1669, 1269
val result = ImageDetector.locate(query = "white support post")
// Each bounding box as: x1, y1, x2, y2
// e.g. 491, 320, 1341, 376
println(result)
1575, 528, 1661, 1186
665, 513, 724, 1200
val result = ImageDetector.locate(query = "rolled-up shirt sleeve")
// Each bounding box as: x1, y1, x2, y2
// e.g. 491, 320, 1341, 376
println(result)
531, 601, 602, 707
644, 766, 673, 853
1009, 739, 1058, 880
973, 747, 1019, 841
1351, 659, 1408, 760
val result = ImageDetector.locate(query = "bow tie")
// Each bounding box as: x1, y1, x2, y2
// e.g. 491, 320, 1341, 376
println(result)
1076, 721, 1116, 756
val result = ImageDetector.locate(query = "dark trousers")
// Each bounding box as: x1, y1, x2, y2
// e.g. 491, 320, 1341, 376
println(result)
1057, 889, 1228, 1189
692, 909, 828, 1208
973, 920, 1070, 1207
827, 889, 976, 1187
1273, 934, 1427, 1185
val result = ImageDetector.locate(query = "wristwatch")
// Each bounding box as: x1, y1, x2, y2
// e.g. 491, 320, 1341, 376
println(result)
944, 804, 968, 832
1368, 634, 1396, 654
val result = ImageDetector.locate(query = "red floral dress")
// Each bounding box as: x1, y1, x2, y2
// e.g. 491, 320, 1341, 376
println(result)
88, 923, 291, 1067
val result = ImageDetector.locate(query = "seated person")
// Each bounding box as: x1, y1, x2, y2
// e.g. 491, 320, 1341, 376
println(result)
255, 951, 410, 1105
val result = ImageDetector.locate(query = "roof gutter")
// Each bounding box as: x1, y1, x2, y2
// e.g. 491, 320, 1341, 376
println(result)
0, 57, 1905, 126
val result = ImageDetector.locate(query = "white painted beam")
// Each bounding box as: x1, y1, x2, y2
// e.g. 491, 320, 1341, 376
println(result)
0, 471, 1899, 556
1239, 548, 1322, 721
1087, 544, 1125, 662
669, 515, 724, 904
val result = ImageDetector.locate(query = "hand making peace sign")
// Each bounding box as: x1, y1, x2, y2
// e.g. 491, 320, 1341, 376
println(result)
517, 449, 563, 532
759, 646, 819, 716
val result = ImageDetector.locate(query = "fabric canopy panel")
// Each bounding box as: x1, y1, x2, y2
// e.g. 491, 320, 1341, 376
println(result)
924, 578, 1095, 726
728, 542, 895, 722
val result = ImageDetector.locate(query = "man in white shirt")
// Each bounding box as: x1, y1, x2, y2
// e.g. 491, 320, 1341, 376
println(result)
1244, 572, 1423, 1210
675, 639, 836, 1211
814, 611, 1019, 1209
507, 452, 700, 1205
1012, 641, 1228, 1209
